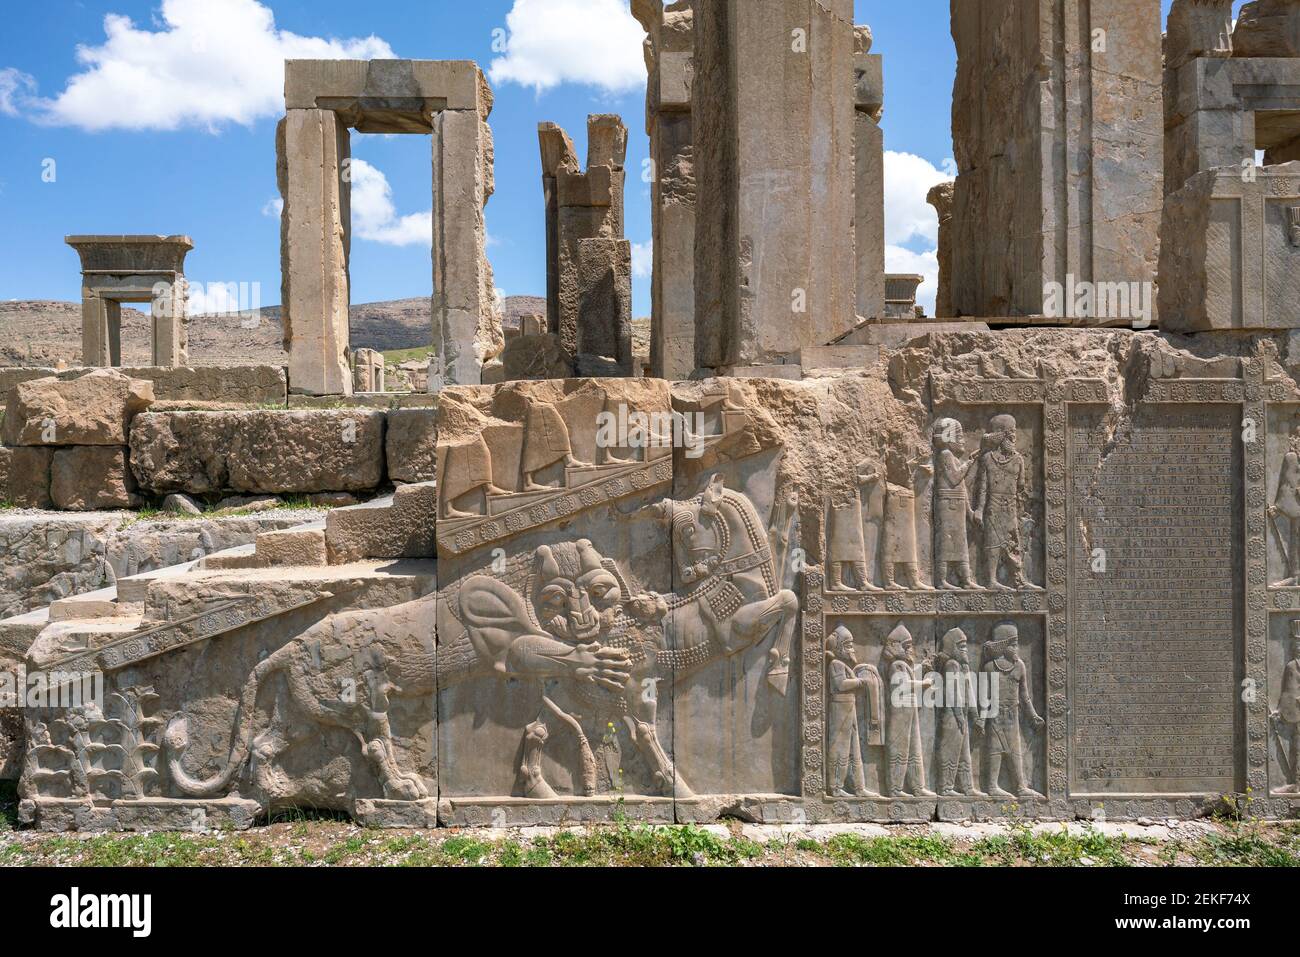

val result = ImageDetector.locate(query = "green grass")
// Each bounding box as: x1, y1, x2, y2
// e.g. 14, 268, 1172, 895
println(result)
2, 818, 1300, 868
382, 345, 435, 365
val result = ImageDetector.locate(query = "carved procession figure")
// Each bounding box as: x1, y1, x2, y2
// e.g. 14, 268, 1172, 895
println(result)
934, 627, 986, 798
1271, 621, 1300, 793
977, 622, 1044, 799
520, 395, 589, 491
825, 626, 883, 797
869, 447, 933, 590
880, 623, 936, 797
826, 461, 878, 592
439, 433, 512, 519
971, 413, 1039, 591
931, 418, 982, 590
1269, 420, 1300, 585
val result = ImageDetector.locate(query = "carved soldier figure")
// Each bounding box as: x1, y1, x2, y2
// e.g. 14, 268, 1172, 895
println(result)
931, 418, 981, 590
880, 624, 937, 797
827, 462, 878, 591
826, 626, 883, 797
1271, 622, 1300, 793
971, 413, 1039, 591
440, 433, 512, 519
520, 395, 589, 491
1269, 421, 1300, 585
934, 627, 986, 798
977, 622, 1044, 800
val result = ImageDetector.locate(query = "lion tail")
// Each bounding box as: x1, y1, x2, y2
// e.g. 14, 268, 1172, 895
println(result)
164, 642, 293, 797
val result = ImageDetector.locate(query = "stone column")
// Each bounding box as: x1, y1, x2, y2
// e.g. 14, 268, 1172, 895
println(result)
949, 0, 1163, 320
433, 104, 502, 390
1164, 0, 1236, 196
634, 0, 697, 380
693, 0, 856, 370
540, 114, 633, 375
854, 24, 885, 321
539, 122, 579, 337
278, 109, 352, 396
82, 297, 114, 367
926, 182, 955, 319
151, 278, 188, 368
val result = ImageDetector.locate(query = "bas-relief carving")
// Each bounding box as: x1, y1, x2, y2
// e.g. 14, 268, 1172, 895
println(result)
435, 382, 803, 813
824, 409, 1044, 594
816, 614, 1047, 803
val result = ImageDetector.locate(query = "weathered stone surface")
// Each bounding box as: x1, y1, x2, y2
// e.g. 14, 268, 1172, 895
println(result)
50, 447, 139, 511
855, 24, 885, 321
324, 482, 436, 563
951, 0, 1163, 320
130, 410, 386, 494
162, 492, 202, 516
1159, 162, 1300, 331
433, 102, 503, 388
0, 446, 54, 509
634, 0, 696, 380
0, 366, 287, 406
255, 522, 328, 567
279, 109, 352, 397
3, 369, 153, 446
694, 0, 857, 368
927, 181, 955, 319
541, 115, 633, 375
1232, 0, 1300, 57
500, 333, 574, 382
385, 408, 438, 484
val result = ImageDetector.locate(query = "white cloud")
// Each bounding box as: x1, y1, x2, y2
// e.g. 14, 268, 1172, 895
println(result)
261, 197, 283, 218
0, 68, 35, 116
886, 245, 940, 318
489, 0, 647, 94
11, 0, 392, 132
884, 150, 953, 247
631, 240, 653, 279
349, 158, 432, 248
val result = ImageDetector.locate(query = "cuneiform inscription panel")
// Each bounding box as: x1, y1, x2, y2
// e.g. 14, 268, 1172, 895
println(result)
1068, 404, 1242, 795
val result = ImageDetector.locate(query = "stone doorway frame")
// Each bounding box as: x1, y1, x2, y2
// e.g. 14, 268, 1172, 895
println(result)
65, 234, 192, 369
278, 59, 501, 396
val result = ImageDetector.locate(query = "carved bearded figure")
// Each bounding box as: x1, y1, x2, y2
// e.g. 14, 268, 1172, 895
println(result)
931, 418, 981, 590
880, 624, 936, 798
934, 628, 986, 797
971, 414, 1039, 591
977, 623, 1044, 800
1269, 422, 1300, 585
1272, 623, 1300, 793
826, 626, 882, 797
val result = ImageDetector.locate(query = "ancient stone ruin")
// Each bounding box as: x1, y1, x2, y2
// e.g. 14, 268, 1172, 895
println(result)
6, 0, 1300, 831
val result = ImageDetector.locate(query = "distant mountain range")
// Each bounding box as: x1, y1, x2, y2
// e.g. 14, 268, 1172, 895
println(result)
0, 295, 547, 367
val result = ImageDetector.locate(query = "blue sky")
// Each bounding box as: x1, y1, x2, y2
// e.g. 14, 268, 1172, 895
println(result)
0, 0, 1240, 320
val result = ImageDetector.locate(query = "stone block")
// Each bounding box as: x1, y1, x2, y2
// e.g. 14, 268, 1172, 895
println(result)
386, 408, 438, 484
0, 446, 54, 508
1159, 161, 1300, 331
325, 482, 437, 563
129, 410, 386, 495
3, 369, 153, 446
256, 522, 329, 567
51, 446, 139, 511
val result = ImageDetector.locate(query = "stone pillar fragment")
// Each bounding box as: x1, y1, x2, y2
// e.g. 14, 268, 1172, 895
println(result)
279, 109, 352, 396
693, 0, 857, 370
539, 114, 632, 376
433, 105, 502, 390
926, 182, 955, 319
634, 0, 697, 380
854, 24, 885, 321
949, 0, 1163, 320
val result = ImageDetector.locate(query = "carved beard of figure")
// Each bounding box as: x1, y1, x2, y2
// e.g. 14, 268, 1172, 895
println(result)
533, 541, 624, 643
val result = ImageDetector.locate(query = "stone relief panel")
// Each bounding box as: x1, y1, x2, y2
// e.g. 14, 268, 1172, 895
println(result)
434, 378, 802, 824
1267, 614, 1300, 797
1067, 401, 1244, 797
20, 577, 439, 830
